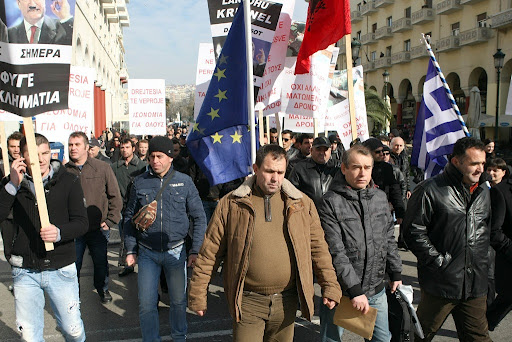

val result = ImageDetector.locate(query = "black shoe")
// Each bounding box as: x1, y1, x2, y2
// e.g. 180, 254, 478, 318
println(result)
99, 290, 112, 303
118, 266, 134, 277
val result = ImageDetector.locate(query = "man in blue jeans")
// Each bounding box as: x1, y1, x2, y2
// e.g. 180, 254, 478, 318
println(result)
123, 136, 207, 342
0, 133, 88, 341
318, 144, 403, 341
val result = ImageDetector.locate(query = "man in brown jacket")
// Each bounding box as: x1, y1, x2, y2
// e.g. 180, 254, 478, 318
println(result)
66, 131, 122, 303
188, 144, 342, 341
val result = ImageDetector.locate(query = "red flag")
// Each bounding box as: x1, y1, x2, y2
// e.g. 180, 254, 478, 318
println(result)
295, 0, 351, 74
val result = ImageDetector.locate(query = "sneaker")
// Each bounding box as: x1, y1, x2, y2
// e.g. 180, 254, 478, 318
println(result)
99, 290, 112, 303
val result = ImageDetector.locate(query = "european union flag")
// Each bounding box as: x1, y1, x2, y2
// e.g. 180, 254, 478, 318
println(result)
187, 4, 254, 186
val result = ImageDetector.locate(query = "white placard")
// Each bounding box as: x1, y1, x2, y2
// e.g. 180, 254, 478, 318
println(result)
129, 79, 166, 136
194, 43, 216, 120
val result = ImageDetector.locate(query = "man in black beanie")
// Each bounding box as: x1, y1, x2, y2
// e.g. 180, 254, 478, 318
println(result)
123, 136, 206, 342
363, 138, 405, 224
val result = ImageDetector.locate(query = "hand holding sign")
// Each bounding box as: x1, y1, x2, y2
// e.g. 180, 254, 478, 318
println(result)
51, 0, 72, 21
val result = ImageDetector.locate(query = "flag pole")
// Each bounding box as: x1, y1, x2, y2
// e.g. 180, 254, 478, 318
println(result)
243, 0, 256, 165
0, 122, 10, 176
344, 34, 358, 141
421, 34, 470, 137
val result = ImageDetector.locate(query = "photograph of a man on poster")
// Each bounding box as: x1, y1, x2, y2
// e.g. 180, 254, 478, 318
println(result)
5, 0, 74, 45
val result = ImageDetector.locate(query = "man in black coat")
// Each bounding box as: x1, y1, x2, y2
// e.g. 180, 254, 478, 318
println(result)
487, 176, 512, 330
0, 133, 88, 341
403, 137, 492, 341
8, 0, 73, 45
362, 138, 405, 222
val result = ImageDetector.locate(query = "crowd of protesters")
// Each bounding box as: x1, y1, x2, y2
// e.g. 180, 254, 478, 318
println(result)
0, 123, 511, 342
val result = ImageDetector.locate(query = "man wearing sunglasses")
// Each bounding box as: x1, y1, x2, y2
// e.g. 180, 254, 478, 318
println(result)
362, 138, 405, 224
282, 130, 298, 160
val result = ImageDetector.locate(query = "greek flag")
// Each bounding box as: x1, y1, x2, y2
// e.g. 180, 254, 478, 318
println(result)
411, 59, 467, 179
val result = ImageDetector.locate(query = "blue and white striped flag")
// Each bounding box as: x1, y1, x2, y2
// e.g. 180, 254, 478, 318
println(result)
411, 59, 467, 179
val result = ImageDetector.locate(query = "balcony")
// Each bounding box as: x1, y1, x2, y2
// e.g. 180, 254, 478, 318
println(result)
361, 2, 377, 16
375, 0, 393, 8
412, 8, 435, 25
362, 61, 376, 72
99, 0, 113, 3
107, 13, 119, 23
436, 0, 462, 15
120, 19, 130, 27
360, 32, 376, 45
460, 0, 485, 3
459, 27, 492, 46
391, 51, 411, 64
374, 56, 392, 69
351, 10, 362, 22
411, 45, 429, 59
375, 26, 393, 39
490, 8, 512, 30
392, 17, 412, 33
102, 3, 116, 14
118, 8, 129, 20
435, 35, 460, 52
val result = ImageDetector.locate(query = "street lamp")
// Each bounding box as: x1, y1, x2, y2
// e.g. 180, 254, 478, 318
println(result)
351, 38, 361, 67
382, 69, 390, 98
493, 49, 505, 141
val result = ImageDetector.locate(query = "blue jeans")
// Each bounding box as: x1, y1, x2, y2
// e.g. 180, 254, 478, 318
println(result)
12, 263, 85, 341
201, 200, 218, 224
75, 228, 109, 293
320, 288, 391, 342
138, 244, 187, 342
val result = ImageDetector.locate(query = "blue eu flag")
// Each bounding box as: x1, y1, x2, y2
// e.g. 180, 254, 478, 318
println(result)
186, 4, 253, 186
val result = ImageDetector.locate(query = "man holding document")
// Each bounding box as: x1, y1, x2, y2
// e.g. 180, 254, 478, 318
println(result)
319, 144, 402, 342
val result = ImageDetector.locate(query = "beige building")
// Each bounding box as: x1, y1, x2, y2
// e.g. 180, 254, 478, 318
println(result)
338, 0, 512, 141
72, 0, 130, 135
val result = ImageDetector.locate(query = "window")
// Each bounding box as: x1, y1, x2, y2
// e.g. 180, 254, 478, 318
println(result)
371, 51, 377, 61
452, 22, 460, 36
477, 13, 487, 27
386, 46, 392, 57
424, 0, 433, 8
387, 16, 393, 27
405, 7, 411, 18
357, 31, 362, 40
372, 23, 377, 33
404, 40, 411, 52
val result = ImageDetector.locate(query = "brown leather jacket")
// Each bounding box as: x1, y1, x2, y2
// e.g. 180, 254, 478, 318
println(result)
188, 176, 342, 322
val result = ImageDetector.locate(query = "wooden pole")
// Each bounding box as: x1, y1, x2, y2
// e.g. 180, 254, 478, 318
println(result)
0, 122, 10, 176
313, 118, 318, 138
256, 105, 264, 146
22, 117, 54, 251
265, 116, 270, 145
274, 113, 283, 147
345, 34, 358, 141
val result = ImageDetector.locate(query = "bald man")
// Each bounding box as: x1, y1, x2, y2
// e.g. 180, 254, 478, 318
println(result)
390, 137, 410, 200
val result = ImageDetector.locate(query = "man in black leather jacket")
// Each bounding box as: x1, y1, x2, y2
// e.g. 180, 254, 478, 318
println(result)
403, 137, 492, 342
288, 136, 340, 206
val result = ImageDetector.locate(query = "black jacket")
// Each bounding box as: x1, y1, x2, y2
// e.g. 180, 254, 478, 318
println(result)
288, 158, 341, 206
391, 151, 410, 192
391, 164, 407, 200
318, 175, 402, 299
490, 178, 512, 295
403, 163, 491, 300
0, 161, 88, 270
372, 161, 405, 218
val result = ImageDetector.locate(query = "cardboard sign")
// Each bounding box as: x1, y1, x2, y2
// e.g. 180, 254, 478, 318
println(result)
128, 79, 166, 136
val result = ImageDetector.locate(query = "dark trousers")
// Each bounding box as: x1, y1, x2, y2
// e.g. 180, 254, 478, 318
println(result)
232, 289, 298, 342
76, 229, 109, 293
486, 293, 512, 331
416, 290, 491, 342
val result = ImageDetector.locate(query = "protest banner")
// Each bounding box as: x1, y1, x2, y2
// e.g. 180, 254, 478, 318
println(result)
128, 79, 166, 136
0, 0, 76, 117
36, 66, 96, 157
282, 113, 315, 133
326, 65, 370, 149
206, 0, 282, 90
255, 0, 295, 115
280, 49, 333, 119
194, 43, 216, 119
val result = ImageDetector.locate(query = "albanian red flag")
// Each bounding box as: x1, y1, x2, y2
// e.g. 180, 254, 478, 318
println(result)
295, 0, 351, 74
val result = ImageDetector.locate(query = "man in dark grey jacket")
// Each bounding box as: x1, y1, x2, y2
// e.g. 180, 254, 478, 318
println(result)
319, 144, 402, 342
403, 137, 491, 341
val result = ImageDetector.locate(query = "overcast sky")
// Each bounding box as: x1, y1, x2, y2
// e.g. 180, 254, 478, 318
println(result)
123, 0, 309, 85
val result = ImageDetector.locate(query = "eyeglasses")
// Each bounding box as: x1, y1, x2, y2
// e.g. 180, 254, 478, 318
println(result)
374, 150, 384, 154
282, 138, 290, 142
383, 152, 390, 156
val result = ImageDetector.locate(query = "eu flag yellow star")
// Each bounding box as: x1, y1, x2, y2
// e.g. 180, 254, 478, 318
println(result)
211, 132, 223, 144
192, 122, 200, 132
214, 89, 228, 103
213, 68, 226, 82
230, 131, 243, 143
207, 108, 220, 120
218, 54, 229, 65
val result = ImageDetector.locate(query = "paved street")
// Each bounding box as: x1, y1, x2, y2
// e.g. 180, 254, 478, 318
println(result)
0, 229, 510, 341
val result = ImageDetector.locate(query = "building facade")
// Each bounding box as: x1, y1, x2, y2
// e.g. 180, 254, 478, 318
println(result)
72, 0, 130, 137
339, 0, 512, 141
